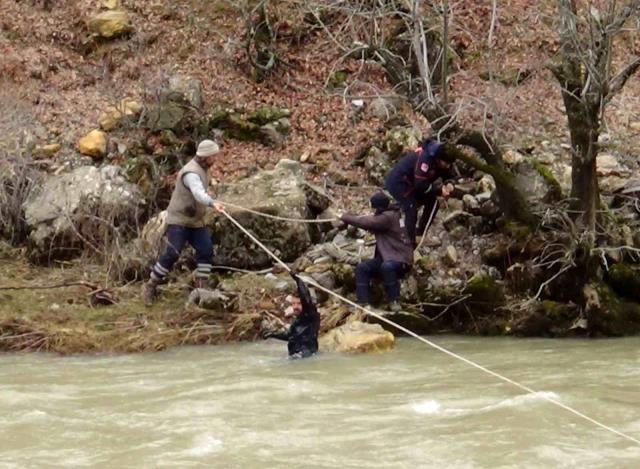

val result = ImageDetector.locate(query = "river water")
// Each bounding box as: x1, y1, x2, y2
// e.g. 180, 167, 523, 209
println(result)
1, 337, 639, 468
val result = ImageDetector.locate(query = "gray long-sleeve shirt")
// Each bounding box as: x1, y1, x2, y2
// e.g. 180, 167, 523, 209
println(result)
183, 172, 215, 207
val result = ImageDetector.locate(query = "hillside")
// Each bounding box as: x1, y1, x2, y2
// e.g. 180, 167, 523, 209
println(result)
2, 0, 640, 353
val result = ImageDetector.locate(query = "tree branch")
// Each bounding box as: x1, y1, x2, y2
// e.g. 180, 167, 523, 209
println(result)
606, 56, 640, 103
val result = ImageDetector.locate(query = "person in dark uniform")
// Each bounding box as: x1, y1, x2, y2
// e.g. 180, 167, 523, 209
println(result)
384, 138, 456, 245
340, 192, 413, 311
263, 272, 320, 359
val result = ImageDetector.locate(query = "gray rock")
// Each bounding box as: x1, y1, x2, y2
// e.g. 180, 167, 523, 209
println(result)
475, 192, 493, 203
168, 74, 203, 109
477, 174, 496, 193
364, 146, 391, 185
310, 270, 336, 290
512, 160, 561, 209
187, 289, 232, 310
145, 74, 204, 132
24, 165, 144, 263
443, 210, 472, 231
210, 160, 315, 269
444, 245, 458, 265
259, 124, 284, 148
446, 198, 464, 212
382, 126, 421, 159
368, 97, 400, 120
462, 194, 480, 213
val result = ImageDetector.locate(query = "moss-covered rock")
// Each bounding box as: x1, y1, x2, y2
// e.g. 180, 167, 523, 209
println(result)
606, 263, 640, 302
331, 263, 355, 291
327, 70, 348, 90
226, 112, 262, 140
247, 106, 291, 126
382, 126, 421, 159
531, 160, 563, 201
478, 66, 532, 86
462, 274, 505, 315
586, 282, 640, 336
509, 300, 580, 337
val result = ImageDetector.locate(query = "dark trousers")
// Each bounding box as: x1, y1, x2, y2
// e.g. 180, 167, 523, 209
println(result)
151, 224, 213, 280
355, 257, 408, 304
387, 182, 438, 242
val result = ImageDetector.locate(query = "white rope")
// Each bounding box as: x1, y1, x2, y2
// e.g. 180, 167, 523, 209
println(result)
415, 199, 439, 253
219, 208, 640, 447
219, 201, 338, 224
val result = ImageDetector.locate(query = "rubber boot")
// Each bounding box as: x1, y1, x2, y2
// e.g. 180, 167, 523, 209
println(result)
142, 278, 160, 307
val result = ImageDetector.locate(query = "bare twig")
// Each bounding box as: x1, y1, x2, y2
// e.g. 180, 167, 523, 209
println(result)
0, 281, 98, 291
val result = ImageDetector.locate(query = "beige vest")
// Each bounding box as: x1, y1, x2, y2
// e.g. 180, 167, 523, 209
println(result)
166, 158, 210, 227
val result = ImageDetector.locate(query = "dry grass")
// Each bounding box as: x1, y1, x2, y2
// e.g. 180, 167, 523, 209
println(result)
0, 254, 268, 354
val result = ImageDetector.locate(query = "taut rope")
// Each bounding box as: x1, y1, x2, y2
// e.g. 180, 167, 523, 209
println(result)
219, 201, 338, 224
219, 207, 640, 447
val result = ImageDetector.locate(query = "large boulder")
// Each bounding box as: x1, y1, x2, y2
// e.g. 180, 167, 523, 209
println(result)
24, 166, 144, 263
364, 126, 421, 184
144, 75, 204, 134
209, 159, 331, 268
512, 159, 562, 210
205, 106, 291, 147
167, 75, 204, 109
319, 321, 395, 353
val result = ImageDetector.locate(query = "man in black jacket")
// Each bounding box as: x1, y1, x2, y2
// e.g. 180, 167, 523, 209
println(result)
384, 138, 455, 245
263, 272, 320, 359
340, 192, 413, 312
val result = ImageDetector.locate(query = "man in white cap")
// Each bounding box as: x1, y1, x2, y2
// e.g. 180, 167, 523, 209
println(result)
142, 139, 224, 306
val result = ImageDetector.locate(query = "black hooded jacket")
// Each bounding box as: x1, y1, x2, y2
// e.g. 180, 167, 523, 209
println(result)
267, 274, 320, 358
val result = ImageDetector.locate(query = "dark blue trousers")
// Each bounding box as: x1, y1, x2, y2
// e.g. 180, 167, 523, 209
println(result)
355, 257, 408, 304
151, 225, 213, 280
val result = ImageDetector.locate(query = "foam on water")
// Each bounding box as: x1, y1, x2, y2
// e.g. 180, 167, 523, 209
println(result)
410, 399, 442, 415
408, 392, 561, 418
185, 433, 223, 456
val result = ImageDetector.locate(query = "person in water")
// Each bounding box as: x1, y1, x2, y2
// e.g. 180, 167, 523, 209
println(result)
262, 272, 320, 359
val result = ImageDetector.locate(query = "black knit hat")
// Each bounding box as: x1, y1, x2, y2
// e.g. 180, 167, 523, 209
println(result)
422, 139, 455, 163
370, 192, 390, 210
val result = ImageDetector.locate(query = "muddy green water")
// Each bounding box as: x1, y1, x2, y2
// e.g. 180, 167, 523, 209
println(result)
1, 337, 639, 468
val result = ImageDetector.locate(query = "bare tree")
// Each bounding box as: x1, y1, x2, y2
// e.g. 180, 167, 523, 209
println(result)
0, 84, 41, 244
307, 0, 537, 225
551, 0, 640, 236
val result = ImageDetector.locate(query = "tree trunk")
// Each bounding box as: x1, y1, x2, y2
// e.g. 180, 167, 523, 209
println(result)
558, 79, 601, 235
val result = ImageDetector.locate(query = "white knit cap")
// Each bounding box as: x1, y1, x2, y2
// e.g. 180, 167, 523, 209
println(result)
196, 139, 219, 157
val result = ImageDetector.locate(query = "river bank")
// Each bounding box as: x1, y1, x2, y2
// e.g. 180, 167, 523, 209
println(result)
0, 255, 241, 354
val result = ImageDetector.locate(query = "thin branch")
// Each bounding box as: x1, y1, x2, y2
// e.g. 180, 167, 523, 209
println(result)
606, 56, 640, 102
0, 281, 98, 291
